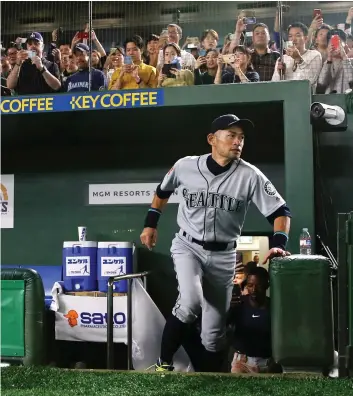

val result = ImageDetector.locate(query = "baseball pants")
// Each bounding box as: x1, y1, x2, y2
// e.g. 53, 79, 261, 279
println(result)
170, 230, 236, 352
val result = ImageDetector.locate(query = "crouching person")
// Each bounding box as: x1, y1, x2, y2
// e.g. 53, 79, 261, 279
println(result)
227, 267, 281, 373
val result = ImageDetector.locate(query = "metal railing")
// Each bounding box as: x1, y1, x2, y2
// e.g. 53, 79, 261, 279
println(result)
106, 271, 150, 370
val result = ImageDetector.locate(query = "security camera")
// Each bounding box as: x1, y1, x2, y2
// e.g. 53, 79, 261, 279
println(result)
311, 102, 346, 126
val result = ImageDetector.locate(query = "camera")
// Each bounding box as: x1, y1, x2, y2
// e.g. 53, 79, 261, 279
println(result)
310, 102, 347, 131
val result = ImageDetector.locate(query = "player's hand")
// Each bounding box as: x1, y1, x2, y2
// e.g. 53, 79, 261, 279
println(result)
262, 247, 290, 264
140, 227, 158, 250
32, 55, 43, 70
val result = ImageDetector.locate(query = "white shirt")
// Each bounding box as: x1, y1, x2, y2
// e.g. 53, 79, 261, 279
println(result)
272, 49, 322, 89
157, 48, 196, 70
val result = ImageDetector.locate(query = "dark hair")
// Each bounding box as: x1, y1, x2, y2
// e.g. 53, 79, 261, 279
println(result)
288, 22, 309, 36
201, 29, 219, 42
247, 267, 269, 287
111, 46, 125, 56
167, 24, 182, 38
124, 35, 144, 51
313, 24, 332, 44
205, 48, 218, 56
252, 22, 269, 32
233, 45, 254, 71
162, 42, 181, 57
327, 28, 347, 43
147, 34, 159, 43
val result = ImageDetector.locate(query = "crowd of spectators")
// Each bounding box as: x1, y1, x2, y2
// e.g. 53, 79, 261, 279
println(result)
1, 6, 353, 97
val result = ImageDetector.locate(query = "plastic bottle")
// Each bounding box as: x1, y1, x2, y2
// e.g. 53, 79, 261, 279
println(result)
300, 228, 312, 255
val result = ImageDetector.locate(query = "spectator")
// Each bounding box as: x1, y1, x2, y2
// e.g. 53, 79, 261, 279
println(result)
194, 49, 218, 85
215, 45, 260, 84
231, 20, 280, 81
6, 32, 61, 95
145, 34, 159, 68
110, 35, 157, 90
228, 267, 279, 374
317, 31, 353, 94
157, 43, 194, 87
253, 255, 260, 265
312, 25, 331, 63
307, 14, 324, 51
200, 29, 219, 50
1, 61, 12, 96
103, 47, 124, 87
61, 54, 78, 84
157, 24, 196, 70
71, 29, 107, 70
272, 23, 322, 90
65, 43, 106, 92
1, 55, 11, 78
344, 7, 353, 33
5, 45, 18, 72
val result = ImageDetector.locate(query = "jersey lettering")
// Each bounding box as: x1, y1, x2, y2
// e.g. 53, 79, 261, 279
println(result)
183, 188, 244, 212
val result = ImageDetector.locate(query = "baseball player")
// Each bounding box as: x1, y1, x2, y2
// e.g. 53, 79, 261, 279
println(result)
140, 114, 291, 372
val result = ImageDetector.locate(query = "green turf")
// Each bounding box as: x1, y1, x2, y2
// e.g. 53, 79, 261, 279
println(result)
1, 367, 353, 396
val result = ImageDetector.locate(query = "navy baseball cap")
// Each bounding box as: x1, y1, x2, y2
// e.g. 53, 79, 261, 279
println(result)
211, 114, 254, 134
74, 43, 90, 53
27, 32, 43, 42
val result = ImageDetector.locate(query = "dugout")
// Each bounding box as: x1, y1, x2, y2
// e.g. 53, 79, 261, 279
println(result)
2, 81, 352, 369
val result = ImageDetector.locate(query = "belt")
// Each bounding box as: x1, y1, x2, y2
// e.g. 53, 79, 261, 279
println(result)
181, 231, 236, 251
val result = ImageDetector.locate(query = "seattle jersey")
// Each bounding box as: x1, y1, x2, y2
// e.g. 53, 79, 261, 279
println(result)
160, 154, 286, 243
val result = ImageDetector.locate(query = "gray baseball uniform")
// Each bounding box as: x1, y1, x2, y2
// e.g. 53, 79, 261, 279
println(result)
160, 154, 285, 352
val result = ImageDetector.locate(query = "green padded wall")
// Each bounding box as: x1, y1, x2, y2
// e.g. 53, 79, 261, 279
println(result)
1, 280, 25, 357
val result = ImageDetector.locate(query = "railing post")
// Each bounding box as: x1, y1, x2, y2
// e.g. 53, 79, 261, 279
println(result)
106, 271, 150, 370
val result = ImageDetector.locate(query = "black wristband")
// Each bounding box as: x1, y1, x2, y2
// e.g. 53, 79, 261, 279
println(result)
144, 208, 161, 229
271, 232, 288, 250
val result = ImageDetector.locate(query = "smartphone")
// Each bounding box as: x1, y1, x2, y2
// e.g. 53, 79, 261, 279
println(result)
124, 55, 133, 65
245, 32, 253, 37
244, 17, 256, 24
285, 40, 293, 49
313, 9, 322, 19
162, 63, 176, 79
222, 54, 235, 64
27, 50, 36, 59
20, 38, 27, 44
199, 49, 206, 57
78, 32, 89, 40
331, 35, 340, 51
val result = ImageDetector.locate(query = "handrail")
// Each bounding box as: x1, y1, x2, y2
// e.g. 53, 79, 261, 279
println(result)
107, 271, 150, 370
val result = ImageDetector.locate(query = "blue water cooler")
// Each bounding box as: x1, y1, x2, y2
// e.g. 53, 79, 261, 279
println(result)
97, 242, 133, 293
63, 241, 98, 292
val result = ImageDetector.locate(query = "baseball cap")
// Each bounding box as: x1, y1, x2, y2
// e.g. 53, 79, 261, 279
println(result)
74, 43, 90, 53
27, 32, 43, 42
211, 114, 254, 135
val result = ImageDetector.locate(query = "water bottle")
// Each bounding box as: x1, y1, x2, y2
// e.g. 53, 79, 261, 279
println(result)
299, 228, 312, 255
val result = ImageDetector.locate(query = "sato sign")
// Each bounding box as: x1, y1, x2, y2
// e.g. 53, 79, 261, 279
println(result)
89, 183, 181, 205
53, 293, 128, 343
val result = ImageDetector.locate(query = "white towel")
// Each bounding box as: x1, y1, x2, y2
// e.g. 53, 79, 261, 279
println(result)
50, 281, 64, 312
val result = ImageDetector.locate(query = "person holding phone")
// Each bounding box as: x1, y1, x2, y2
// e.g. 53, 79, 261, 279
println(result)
272, 22, 322, 91
214, 45, 259, 85
194, 49, 218, 85
157, 43, 194, 88
312, 25, 332, 64
6, 32, 61, 95
110, 35, 157, 90
317, 30, 353, 94
103, 47, 124, 87
156, 24, 196, 71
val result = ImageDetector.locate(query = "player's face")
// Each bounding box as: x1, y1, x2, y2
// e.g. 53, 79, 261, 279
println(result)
247, 275, 266, 301
212, 126, 245, 160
